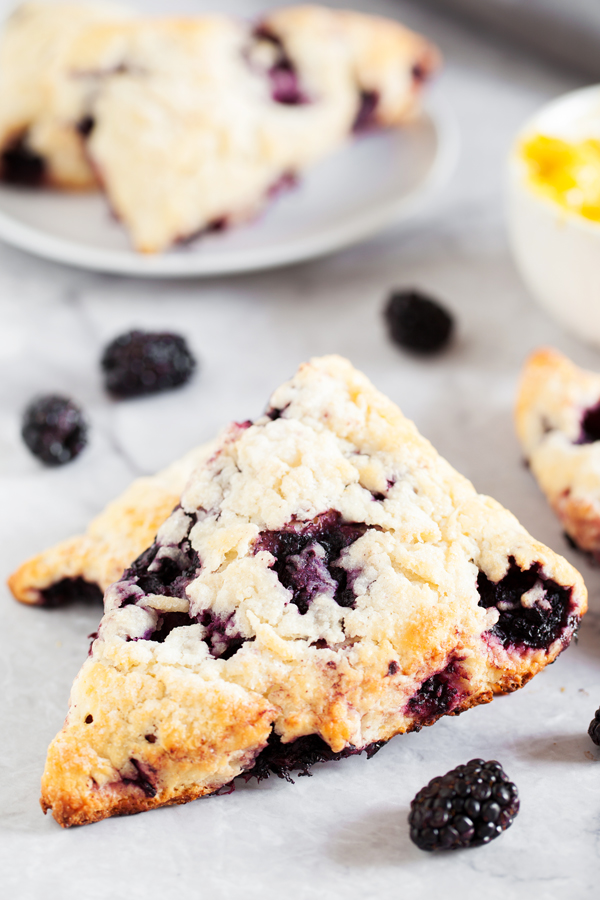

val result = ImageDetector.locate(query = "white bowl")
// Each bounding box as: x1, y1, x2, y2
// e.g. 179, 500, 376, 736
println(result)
507, 85, 600, 345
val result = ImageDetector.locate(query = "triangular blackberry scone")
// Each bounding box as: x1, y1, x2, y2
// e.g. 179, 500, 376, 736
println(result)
0, 4, 438, 251
42, 357, 586, 827
516, 347, 600, 558
8, 442, 216, 607
61, 6, 438, 252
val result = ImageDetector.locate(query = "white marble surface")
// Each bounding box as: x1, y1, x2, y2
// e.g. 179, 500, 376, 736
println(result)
2, 1, 600, 898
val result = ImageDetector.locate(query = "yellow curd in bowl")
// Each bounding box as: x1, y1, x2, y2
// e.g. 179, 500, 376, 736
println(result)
521, 134, 600, 222
507, 87, 600, 347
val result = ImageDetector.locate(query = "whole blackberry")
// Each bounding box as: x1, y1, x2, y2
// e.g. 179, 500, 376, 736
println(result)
101, 330, 196, 399
21, 395, 87, 466
384, 289, 454, 354
588, 708, 600, 746
409, 759, 519, 851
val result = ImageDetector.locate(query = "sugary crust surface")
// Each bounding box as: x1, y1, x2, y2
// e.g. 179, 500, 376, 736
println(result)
42, 356, 586, 826
8, 442, 216, 605
0, 4, 438, 249
516, 347, 600, 554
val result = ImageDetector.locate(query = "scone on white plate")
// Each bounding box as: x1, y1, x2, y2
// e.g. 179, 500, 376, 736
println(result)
516, 346, 600, 557
0, 3, 439, 251
40, 356, 586, 827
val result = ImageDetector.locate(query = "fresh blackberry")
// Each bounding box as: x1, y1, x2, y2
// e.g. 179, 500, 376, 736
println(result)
384, 289, 454, 354
588, 708, 600, 746
101, 330, 196, 399
409, 759, 519, 851
21, 395, 87, 466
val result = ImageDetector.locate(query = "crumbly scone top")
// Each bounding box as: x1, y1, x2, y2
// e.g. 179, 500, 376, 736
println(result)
41, 355, 586, 826
100, 355, 583, 678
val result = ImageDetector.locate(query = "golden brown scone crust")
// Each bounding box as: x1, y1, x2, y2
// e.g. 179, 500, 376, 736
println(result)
516, 347, 600, 555
8, 442, 216, 605
42, 356, 586, 827
42, 656, 276, 826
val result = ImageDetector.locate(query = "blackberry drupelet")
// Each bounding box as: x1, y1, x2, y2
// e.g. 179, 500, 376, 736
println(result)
588, 708, 600, 746
21, 395, 87, 466
409, 759, 519, 851
384, 289, 454, 354
101, 330, 196, 398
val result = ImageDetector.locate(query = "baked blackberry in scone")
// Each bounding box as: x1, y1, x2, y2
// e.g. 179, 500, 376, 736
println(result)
0, 4, 438, 252
516, 347, 600, 558
9, 442, 216, 606
41, 356, 586, 827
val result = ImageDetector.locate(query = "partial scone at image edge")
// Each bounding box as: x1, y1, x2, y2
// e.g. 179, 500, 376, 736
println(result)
37, 356, 586, 827
517, 346, 600, 559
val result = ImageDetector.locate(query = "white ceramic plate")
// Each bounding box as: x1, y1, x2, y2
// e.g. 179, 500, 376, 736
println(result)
0, 93, 458, 277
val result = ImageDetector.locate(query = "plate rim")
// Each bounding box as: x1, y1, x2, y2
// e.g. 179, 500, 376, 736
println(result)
0, 92, 459, 278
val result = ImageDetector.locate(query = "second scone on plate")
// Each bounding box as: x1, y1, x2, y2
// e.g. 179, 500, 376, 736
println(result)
0, 3, 439, 253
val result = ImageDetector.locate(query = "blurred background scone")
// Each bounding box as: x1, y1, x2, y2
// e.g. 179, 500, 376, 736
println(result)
0, 3, 439, 252
516, 347, 600, 558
